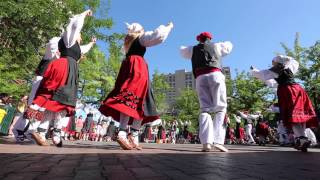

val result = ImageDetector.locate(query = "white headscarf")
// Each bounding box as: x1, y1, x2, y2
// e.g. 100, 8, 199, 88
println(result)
125, 22, 144, 34
272, 55, 299, 74
44, 37, 61, 60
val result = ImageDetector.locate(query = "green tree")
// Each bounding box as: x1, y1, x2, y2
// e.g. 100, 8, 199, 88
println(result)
152, 70, 170, 114
0, 0, 115, 98
174, 88, 199, 133
280, 33, 320, 110
228, 71, 274, 114
78, 35, 123, 104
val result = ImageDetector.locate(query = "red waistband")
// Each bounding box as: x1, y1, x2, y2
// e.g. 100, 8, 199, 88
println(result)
195, 67, 221, 78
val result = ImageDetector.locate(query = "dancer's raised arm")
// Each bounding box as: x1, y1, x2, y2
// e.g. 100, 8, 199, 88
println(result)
139, 22, 174, 47
63, 10, 92, 48
80, 37, 96, 54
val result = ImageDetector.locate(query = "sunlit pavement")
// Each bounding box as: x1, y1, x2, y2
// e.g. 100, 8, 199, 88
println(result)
0, 137, 320, 180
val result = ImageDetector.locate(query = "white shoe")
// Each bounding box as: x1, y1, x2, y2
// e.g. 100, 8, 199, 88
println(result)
214, 144, 229, 152
202, 143, 212, 152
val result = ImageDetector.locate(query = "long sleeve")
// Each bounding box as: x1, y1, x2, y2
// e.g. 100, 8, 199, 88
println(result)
251, 68, 279, 88
212, 41, 233, 57
248, 114, 260, 120
233, 114, 242, 123
63, 10, 90, 48
238, 111, 248, 119
251, 68, 278, 81
139, 23, 173, 47
180, 46, 193, 59
80, 42, 95, 54
265, 79, 278, 88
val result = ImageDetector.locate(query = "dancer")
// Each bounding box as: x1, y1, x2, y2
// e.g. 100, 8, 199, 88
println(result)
180, 32, 232, 152
24, 9, 95, 147
99, 22, 174, 150
251, 55, 318, 152
13, 37, 61, 143
238, 111, 260, 144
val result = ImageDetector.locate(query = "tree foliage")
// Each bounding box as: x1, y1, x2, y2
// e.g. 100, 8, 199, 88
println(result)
0, 0, 118, 99
280, 33, 320, 111
173, 88, 199, 133
152, 70, 170, 114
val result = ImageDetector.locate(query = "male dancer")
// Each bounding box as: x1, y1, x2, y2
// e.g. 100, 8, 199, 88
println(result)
180, 32, 232, 152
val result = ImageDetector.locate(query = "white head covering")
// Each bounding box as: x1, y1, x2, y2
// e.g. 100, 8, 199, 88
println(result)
125, 22, 144, 34
272, 55, 291, 64
272, 55, 299, 74
44, 37, 61, 60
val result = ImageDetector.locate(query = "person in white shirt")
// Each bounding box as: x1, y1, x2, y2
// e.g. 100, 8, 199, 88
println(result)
99, 22, 174, 150
25, 10, 95, 147
237, 111, 260, 144
180, 32, 233, 152
251, 55, 317, 152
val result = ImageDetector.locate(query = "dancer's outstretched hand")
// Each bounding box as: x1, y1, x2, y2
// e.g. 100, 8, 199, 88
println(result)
167, 22, 174, 28
91, 36, 97, 43
86, 10, 93, 16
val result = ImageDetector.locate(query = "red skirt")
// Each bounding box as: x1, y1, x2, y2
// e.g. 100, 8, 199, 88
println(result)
32, 58, 74, 114
99, 55, 158, 124
277, 84, 317, 128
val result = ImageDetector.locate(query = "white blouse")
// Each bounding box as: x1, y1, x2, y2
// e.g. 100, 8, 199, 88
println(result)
251, 57, 299, 88
180, 41, 233, 59
80, 42, 95, 54
139, 24, 173, 47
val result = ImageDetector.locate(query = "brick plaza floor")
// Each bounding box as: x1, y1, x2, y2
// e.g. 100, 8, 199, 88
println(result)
0, 137, 320, 180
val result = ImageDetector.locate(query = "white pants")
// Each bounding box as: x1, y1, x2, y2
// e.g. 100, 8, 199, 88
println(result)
196, 72, 227, 145
305, 128, 317, 145
292, 123, 306, 138
27, 109, 67, 135
245, 124, 255, 143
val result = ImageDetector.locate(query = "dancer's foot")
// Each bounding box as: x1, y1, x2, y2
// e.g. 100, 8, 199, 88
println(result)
52, 128, 63, 147
295, 137, 310, 152
128, 133, 142, 150
201, 143, 212, 152
213, 144, 229, 152
117, 136, 133, 150
31, 132, 49, 146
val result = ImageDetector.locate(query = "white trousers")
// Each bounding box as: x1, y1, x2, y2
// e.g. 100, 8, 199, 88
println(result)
196, 72, 227, 145
292, 123, 306, 138
305, 128, 317, 145
27, 109, 67, 135
245, 124, 255, 143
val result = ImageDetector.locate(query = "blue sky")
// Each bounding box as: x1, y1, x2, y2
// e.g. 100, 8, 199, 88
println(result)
96, 0, 320, 78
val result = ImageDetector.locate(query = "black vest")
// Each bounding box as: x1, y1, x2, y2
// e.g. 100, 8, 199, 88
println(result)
52, 39, 81, 107
269, 65, 296, 85
58, 38, 81, 61
126, 38, 146, 58
191, 41, 221, 77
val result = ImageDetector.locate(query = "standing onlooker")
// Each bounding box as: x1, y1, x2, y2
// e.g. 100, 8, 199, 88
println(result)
9, 95, 28, 137
75, 115, 84, 140
0, 94, 16, 135
106, 121, 116, 141
81, 112, 94, 140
